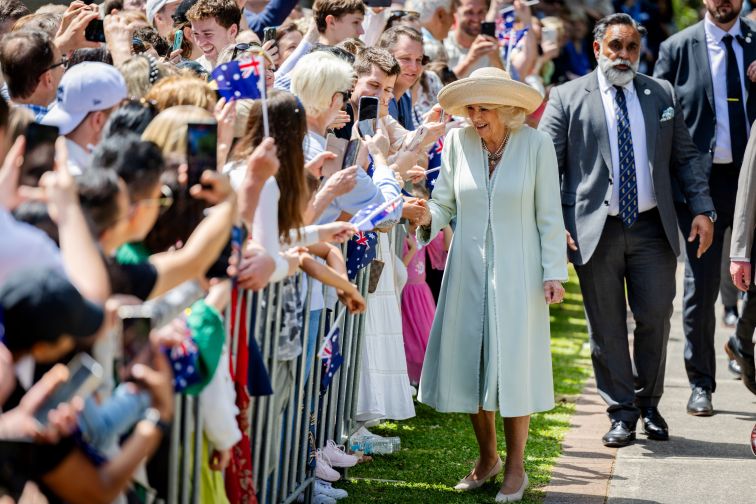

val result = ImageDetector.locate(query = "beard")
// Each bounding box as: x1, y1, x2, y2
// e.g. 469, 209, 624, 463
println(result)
707, 0, 741, 24
598, 53, 639, 87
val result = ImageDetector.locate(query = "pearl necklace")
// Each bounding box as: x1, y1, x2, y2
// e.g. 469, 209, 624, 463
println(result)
482, 129, 511, 175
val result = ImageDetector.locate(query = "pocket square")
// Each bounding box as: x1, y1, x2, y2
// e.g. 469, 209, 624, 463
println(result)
660, 107, 674, 122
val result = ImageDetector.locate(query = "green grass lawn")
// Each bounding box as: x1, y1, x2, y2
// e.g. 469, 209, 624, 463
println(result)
340, 268, 590, 503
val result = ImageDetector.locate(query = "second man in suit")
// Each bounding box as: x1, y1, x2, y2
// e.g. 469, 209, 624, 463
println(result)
654, 0, 756, 416
539, 13, 715, 448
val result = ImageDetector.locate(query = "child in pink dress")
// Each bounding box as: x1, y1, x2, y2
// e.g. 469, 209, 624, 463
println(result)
401, 230, 449, 386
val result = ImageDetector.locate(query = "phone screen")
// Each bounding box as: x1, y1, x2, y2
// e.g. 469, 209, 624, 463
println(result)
342, 139, 361, 169
357, 96, 379, 139
263, 27, 276, 43
84, 19, 106, 43
481, 22, 496, 38
186, 122, 218, 188
542, 26, 557, 45
20, 123, 59, 186
33, 353, 103, 425
121, 316, 152, 365
364, 0, 392, 6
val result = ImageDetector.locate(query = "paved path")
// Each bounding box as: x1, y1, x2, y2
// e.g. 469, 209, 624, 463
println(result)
544, 264, 756, 504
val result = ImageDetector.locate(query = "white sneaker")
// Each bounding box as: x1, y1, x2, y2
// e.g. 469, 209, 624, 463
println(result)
313, 494, 337, 504
315, 453, 340, 482
364, 419, 381, 428
322, 440, 358, 468
315, 479, 348, 500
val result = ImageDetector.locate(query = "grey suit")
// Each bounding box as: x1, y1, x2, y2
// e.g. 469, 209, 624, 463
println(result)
539, 70, 714, 422
654, 18, 756, 393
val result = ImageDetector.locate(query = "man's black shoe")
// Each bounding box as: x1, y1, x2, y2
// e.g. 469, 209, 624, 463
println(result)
640, 407, 669, 440
686, 387, 713, 416
727, 336, 756, 395
602, 420, 636, 447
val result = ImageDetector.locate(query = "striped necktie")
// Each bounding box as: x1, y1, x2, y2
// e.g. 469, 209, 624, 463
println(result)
615, 86, 638, 227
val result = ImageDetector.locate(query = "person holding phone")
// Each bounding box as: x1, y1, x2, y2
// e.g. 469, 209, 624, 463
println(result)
444, 0, 503, 78
0, 31, 66, 123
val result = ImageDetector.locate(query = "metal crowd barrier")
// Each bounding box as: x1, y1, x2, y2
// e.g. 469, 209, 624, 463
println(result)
165, 259, 373, 504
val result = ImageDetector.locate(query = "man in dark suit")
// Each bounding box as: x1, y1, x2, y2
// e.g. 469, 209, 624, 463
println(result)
654, 0, 756, 416
539, 13, 715, 447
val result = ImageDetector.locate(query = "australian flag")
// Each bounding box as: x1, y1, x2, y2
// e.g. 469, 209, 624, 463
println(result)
426, 137, 444, 195
165, 338, 202, 392
346, 230, 378, 280
349, 195, 403, 232
318, 323, 343, 394
211, 55, 265, 101
498, 10, 528, 61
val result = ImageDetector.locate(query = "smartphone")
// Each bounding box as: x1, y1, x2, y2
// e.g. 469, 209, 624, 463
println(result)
186, 122, 218, 189
404, 125, 428, 153
364, 0, 392, 6
323, 134, 347, 178
172, 29, 184, 52
541, 26, 557, 45
119, 313, 153, 364
20, 123, 59, 187
84, 18, 106, 43
481, 21, 496, 38
342, 139, 361, 170
357, 96, 379, 139
33, 353, 103, 426
263, 27, 277, 43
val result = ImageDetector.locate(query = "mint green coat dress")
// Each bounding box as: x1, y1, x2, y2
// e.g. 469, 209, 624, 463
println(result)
417, 125, 568, 417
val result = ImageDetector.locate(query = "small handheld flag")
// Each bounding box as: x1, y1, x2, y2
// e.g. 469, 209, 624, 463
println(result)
318, 309, 346, 393
211, 52, 269, 137
350, 194, 403, 232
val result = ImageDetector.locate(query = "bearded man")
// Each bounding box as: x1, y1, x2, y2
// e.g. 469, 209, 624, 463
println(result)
539, 13, 715, 448
655, 0, 756, 416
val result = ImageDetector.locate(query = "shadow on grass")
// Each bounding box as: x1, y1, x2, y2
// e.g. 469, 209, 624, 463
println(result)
341, 268, 591, 504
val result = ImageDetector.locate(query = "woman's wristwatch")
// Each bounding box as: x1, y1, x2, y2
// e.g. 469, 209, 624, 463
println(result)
143, 407, 172, 436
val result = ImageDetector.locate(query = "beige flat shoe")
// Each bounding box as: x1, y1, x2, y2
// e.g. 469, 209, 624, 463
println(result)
495, 473, 528, 502
454, 457, 503, 491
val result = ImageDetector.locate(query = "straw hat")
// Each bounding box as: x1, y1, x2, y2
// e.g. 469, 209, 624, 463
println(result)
437, 67, 544, 117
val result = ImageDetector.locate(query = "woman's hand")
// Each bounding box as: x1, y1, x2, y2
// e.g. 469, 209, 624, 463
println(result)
543, 280, 565, 305
305, 151, 337, 178
210, 448, 232, 471
316, 221, 357, 243
338, 285, 367, 313
413, 199, 432, 227
328, 110, 351, 131
364, 128, 391, 161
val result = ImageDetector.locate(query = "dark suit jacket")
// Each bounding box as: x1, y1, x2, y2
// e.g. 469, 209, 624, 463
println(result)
538, 71, 714, 266
654, 17, 756, 171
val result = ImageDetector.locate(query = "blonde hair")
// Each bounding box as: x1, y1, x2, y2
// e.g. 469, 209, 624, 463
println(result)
119, 56, 180, 98
142, 105, 214, 157
465, 105, 528, 131
290, 51, 354, 117
144, 74, 217, 112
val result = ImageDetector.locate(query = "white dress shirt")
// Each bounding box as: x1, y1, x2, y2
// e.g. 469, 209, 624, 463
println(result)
597, 68, 657, 216
704, 15, 750, 164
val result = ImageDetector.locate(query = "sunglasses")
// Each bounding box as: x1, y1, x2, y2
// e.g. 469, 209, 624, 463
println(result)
231, 42, 252, 61
45, 55, 68, 72
389, 10, 420, 20
336, 90, 351, 102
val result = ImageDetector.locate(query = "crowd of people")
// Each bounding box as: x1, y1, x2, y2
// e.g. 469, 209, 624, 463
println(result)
2, 0, 756, 502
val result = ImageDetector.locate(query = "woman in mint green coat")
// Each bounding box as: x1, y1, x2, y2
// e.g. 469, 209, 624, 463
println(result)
415, 68, 568, 503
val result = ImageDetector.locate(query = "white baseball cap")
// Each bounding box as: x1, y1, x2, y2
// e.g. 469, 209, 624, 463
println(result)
42, 62, 127, 136
146, 0, 181, 24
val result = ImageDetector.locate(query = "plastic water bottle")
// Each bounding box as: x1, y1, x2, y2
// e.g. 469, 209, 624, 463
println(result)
349, 435, 400, 455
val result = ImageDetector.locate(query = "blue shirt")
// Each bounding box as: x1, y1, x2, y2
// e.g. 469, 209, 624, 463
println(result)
243, 0, 298, 39
19, 103, 50, 123
388, 92, 415, 131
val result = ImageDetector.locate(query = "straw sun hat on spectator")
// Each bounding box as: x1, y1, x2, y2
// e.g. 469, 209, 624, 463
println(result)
437, 67, 543, 117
